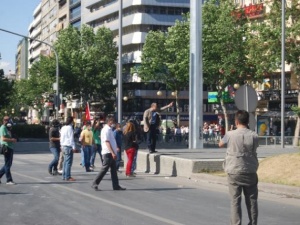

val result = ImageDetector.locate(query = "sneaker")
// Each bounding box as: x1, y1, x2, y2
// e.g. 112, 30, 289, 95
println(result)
6, 181, 16, 185
57, 170, 63, 175
126, 174, 136, 178
91, 185, 99, 191
67, 177, 76, 182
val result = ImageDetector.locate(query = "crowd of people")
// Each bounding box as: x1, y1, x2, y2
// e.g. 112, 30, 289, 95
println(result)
0, 109, 260, 224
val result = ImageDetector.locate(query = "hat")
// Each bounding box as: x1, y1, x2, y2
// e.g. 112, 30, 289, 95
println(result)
51, 119, 60, 127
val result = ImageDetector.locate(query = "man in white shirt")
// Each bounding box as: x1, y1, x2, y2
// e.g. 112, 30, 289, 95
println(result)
91, 115, 125, 191
60, 116, 76, 181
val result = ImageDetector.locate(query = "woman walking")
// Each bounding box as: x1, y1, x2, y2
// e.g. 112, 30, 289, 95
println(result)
123, 121, 137, 177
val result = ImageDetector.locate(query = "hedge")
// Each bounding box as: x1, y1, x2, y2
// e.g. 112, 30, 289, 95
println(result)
12, 124, 48, 138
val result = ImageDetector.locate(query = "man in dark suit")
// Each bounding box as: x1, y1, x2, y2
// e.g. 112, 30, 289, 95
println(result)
143, 102, 173, 153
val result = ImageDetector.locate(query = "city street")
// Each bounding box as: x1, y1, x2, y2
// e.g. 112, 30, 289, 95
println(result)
0, 142, 299, 225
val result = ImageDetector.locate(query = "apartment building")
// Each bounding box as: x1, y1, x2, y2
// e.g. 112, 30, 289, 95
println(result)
28, 2, 43, 68
70, 0, 82, 28
81, 0, 190, 120
15, 38, 28, 80
27, 0, 70, 70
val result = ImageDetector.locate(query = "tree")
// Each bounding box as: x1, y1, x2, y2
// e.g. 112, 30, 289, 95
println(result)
139, 17, 190, 126
248, 1, 300, 145
202, 0, 260, 131
12, 25, 118, 115
0, 68, 14, 114
54, 25, 117, 111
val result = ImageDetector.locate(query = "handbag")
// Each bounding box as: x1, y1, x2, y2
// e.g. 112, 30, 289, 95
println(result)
0, 144, 9, 155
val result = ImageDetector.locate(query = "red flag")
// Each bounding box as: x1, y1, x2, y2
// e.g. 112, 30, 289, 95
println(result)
85, 102, 91, 121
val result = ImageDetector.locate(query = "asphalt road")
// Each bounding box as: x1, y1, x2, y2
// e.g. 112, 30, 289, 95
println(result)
0, 143, 299, 225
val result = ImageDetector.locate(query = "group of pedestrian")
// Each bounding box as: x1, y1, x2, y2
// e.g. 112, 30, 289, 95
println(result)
47, 114, 142, 190
0, 109, 260, 224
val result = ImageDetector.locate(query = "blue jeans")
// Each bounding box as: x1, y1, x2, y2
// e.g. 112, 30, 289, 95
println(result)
81, 147, 85, 167
131, 147, 139, 173
90, 144, 102, 166
83, 145, 92, 171
49, 147, 59, 172
62, 146, 73, 180
116, 149, 122, 170
0, 147, 14, 182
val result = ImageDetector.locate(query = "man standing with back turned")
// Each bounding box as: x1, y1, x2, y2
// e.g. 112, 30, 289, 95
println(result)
219, 110, 259, 225
143, 102, 173, 153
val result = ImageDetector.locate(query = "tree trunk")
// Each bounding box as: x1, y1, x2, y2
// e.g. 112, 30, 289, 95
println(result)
175, 91, 180, 127
292, 92, 300, 146
220, 98, 229, 132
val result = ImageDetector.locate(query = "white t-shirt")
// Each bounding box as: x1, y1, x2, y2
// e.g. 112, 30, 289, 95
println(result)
101, 124, 118, 155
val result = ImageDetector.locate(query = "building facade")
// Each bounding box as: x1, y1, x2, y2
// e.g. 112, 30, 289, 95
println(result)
15, 38, 28, 80
82, 0, 190, 121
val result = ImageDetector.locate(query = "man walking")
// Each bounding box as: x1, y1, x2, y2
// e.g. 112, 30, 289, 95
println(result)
219, 110, 259, 225
0, 116, 17, 185
60, 116, 76, 181
143, 102, 173, 153
91, 116, 125, 191
79, 121, 94, 172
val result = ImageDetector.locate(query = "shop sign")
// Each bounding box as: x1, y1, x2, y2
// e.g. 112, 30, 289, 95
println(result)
268, 101, 297, 111
232, 3, 264, 19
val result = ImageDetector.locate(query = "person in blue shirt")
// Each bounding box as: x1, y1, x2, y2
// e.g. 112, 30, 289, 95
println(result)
113, 123, 122, 172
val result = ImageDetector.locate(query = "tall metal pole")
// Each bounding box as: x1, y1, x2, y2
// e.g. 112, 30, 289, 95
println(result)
0, 28, 60, 116
281, 0, 286, 148
117, 0, 123, 123
189, 0, 203, 149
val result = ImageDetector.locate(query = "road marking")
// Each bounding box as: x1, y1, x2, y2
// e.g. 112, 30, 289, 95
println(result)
14, 172, 184, 225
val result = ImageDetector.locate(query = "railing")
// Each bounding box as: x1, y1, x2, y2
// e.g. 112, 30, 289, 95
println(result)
258, 136, 297, 146
138, 134, 299, 147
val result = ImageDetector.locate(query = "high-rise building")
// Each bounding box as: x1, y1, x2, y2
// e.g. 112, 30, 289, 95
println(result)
28, 2, 43, 68
15, 38, 29, 80
82, 0, 190, 120
70, 0, 82, 28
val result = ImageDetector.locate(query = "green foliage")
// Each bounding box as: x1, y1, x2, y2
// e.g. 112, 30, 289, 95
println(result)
11, 25, 118, 112
0, 69, 14, 111
291, 106, 300, 117
12, 124, 47, 138
139, 16, 190, 92
54, 25, 117, 105
202, 0, 257, 90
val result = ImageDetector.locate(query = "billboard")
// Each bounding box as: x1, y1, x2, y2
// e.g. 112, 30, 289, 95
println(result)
208, 91, 234, 103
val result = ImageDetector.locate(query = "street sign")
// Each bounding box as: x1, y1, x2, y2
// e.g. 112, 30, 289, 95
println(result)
234, 84, 258, 112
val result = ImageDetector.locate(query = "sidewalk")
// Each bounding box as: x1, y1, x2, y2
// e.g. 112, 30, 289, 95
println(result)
132, 145, 300, 198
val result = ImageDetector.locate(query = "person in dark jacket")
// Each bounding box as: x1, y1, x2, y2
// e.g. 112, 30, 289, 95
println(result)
123, 121, 137, 177
113, 123, 122, 172
48, 119, 61, 175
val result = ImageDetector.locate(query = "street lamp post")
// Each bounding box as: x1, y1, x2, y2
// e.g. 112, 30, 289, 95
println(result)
0, 28, 60, 118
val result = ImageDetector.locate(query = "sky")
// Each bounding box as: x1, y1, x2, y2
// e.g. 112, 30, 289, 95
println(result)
0, 0, 41, 75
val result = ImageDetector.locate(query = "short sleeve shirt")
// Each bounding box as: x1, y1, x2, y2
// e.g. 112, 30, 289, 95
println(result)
0, 125, 13, 148
101, 124, 118, 155
221, 128, 259, 174
81, 129, 93, 146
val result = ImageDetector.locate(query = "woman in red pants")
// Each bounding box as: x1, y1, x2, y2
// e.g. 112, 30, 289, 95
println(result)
123, 121, 137, 177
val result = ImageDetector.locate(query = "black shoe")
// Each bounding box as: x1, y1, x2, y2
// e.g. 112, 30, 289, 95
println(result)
91, 185, 99, 191
149, 150, 157, 154
48, 169, 53, 175
52, 170, 59, 176
113, 186, 126, 191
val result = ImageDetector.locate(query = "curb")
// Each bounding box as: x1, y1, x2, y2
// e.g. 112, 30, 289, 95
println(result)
189, 173, 300, 198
